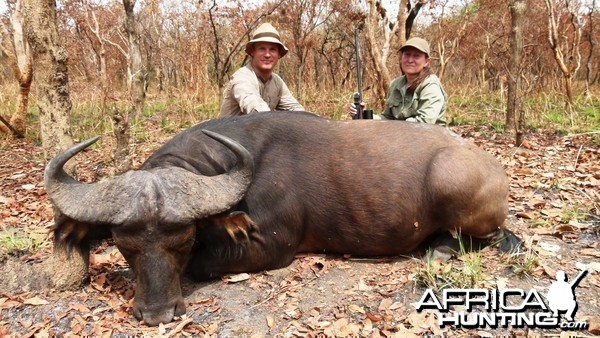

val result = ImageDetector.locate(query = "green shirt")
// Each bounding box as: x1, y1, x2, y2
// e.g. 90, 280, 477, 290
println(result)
380, 74, 446, 125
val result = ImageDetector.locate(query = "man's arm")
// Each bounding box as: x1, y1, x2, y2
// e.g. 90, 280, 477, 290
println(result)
276, 80, 304, 111
231, 78, 271, 114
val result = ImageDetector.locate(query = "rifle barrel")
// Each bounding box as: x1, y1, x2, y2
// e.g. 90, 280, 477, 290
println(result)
353, 28, 363, 120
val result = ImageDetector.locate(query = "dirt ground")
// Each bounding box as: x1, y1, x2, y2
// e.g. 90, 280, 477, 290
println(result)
1, 122, 599, 337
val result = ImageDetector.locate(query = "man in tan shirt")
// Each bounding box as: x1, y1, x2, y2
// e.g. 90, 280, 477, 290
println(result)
219, 23, 305, 117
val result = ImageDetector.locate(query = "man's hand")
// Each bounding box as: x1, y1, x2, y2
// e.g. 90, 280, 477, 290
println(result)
347, 101, 366, 118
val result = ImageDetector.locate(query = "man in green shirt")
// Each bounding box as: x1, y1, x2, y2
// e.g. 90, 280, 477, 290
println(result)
219, 23, 304, 117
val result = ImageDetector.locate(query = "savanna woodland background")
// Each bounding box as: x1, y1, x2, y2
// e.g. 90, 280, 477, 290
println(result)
0, 0, 599, 336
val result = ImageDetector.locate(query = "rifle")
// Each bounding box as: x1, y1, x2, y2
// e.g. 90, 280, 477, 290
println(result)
569, 269, 588, 289
353, 27, 373, 120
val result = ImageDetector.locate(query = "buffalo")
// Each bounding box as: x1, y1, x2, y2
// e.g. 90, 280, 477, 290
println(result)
44, 111, 520, 326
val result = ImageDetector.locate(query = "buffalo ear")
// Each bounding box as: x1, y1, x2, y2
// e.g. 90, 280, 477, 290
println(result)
52, 210, 92, 255
208, 211, 265, 245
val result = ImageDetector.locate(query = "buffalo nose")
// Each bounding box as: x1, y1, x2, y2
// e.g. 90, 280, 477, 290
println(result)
133, 300, 186, 326
134, 309, 175, 326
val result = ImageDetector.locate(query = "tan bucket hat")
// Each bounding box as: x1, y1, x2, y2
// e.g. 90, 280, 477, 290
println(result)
245, 23, 289, 57
400, 37, 430, 56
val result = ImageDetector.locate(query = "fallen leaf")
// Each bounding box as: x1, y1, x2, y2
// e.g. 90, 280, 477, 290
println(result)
223, 273, 250, 283
23, 296, 49, 306
366, 312, 382, 322
389, 302, 403, 310
69, 303, 91, 313
576, 262, 600, 274
19, 320, 32, 329
589, 317, 600, 334
9, 173, 25, 179
378, 298, 393, 311
515, 212, 534, 219
0, 298, 21, 310
266, 315, 274, 329
348, 304, 364, 314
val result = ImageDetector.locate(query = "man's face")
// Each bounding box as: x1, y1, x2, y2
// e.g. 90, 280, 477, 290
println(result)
401, 47, 430, 76
250, 42, 281, 74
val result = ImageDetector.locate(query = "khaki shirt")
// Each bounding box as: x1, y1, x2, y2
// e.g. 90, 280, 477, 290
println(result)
219, 64, 304, 117
380, 74, 446, 125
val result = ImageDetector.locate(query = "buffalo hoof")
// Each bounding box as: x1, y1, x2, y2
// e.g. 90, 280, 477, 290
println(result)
495, 229, 523, 254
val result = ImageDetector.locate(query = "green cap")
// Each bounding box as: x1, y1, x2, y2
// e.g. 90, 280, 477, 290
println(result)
400, 37, 430, 56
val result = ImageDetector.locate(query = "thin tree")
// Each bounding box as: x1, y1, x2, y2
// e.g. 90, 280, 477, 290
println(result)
284, 0, 335, 99
364, 0, 396, 107
123, 0, 146, 120
107, 0, 146, 174
81, 0, 110, 116
433, 0, 470, 81
207, 0, 284, 106
21, 0, 88, 291
545, 0, 582, 125
583, 0, 595, 102
364, 0, 427, 107
506, 0, 526, 145
0, 0, 31, 138
21, 0, 73, 160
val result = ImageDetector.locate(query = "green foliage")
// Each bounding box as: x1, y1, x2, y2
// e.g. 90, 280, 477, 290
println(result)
506, 249, 539, 277
2, 83, 598, 147
561, 203, 590, 224
447, 91, 600, 134
415, 235, 486, 291
0, 228, 49, 256
69, 101, 113, 141
530, 217, 552, 228
415, 253, 486, 291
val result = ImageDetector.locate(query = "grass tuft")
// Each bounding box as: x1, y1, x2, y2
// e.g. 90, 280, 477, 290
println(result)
0, 227, 49, 256
415, 235, 487, 291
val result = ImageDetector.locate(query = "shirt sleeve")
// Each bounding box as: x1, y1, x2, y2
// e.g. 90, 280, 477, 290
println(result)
276, 80, 305, 111
406, 83, 445, 124
230, 75, 271, 114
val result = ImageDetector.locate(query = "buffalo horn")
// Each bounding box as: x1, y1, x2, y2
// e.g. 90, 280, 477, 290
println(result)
44, 131, 254, 226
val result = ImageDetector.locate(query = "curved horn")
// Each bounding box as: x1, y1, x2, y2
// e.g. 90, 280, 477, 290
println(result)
154, 130, 255, 222
44, 132, 254, 226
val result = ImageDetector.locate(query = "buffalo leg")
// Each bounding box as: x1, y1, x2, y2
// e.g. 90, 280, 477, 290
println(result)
425, 146, 522, 257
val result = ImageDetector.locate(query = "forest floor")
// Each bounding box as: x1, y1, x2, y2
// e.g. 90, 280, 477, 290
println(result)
0, 120, 599, 337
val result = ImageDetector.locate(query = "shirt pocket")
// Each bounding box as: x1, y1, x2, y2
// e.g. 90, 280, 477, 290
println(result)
387, 96, 415, 120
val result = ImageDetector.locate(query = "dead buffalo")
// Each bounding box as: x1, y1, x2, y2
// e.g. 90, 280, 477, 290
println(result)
44, 111, 520, 326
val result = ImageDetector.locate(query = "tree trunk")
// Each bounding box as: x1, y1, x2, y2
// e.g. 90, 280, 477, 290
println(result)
84, 0, 109, 116
366, 0, 393, 107
123, 0, 146, 120
0, 0, 31, 138
544, 0, 581, 126
112, 107, 131, 174
506, 0, 526, 143
114, 0, 145, 173
22, 0, 72, 160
